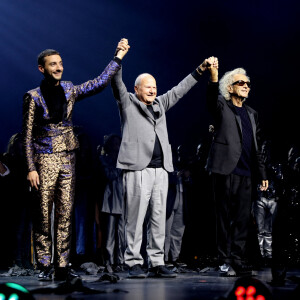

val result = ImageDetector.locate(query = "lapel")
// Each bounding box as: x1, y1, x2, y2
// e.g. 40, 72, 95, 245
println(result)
35, 88, 50, 119
152, 101, 162, 119
60, 82, 72, 119
134, 94, 155, 121
245, 105, 258, 149
245, 106, 256, 133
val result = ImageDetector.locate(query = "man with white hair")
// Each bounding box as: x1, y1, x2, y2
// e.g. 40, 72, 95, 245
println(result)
112, 42, 218, 278
206, 65, 268, 276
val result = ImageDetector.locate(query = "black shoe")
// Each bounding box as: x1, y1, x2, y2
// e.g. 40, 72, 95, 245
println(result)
114, 264, 126, 272
128, 264, 146, 278
148, 265, 177, 278
172, 260, 187, 268
164, 261, 174, 268
38, 265, 54, 281
234, 263, 253, 276
55, 265, 80, 281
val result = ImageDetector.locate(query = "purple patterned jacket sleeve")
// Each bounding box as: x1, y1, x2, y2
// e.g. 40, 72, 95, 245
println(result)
22, 59, 121, 173
73, 60, 121, 101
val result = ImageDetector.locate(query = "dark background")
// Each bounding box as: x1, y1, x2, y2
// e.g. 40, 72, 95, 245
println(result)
1, 0, 299, 159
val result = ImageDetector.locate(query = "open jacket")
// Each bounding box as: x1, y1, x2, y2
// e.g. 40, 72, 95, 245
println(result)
111, 67, 200, 172
23, 59, 121, 172
206, 81, 267, 180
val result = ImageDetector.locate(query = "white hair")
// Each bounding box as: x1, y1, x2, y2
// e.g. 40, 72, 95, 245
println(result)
219, 68, 250, 100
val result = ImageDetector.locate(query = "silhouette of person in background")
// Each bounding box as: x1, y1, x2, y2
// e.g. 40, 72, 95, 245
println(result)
71, 127, 96, 266
253, 140, 282, 267
272, 145, 300, 285
164, 145, 192, 269
0, 133, 32, 272
97, 134, 125, 273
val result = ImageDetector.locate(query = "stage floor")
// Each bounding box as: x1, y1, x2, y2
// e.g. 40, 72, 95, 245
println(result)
0, 266, 299, 299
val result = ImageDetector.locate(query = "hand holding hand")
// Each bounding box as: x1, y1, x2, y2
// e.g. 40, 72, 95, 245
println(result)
199, 56, 218, 71
115, 38, 130, 60
198, 56, 218, 82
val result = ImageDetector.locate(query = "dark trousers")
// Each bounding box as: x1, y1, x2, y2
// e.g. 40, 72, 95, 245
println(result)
103, 213, 125, 266
212, 173, 252, 266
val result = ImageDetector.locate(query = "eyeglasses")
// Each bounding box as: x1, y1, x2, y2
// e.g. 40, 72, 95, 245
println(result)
232, 80, 251, 88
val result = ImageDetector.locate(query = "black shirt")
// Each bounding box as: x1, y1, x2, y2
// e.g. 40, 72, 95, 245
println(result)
146, 105, 163, 168
232, 105, 253, 177
40, 79, 67, 124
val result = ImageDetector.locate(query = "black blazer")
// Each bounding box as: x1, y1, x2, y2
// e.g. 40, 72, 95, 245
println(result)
206, 82, 266, 180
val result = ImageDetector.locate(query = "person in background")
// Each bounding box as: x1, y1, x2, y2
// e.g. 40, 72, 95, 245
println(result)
98, 134, 125, 273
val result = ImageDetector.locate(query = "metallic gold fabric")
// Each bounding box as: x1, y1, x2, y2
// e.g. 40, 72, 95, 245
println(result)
23, 60, 121, 172
23, 59, 121, 268
33, 151, 76, 268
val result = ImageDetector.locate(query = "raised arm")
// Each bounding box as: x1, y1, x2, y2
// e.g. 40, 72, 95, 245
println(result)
74, 38, 130, 101
206, 57, 222, 115
111, 39, 132, 108
159, 56, 218, 112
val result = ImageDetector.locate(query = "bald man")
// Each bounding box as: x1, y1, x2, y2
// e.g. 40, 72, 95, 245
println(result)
111, 43, 218, 278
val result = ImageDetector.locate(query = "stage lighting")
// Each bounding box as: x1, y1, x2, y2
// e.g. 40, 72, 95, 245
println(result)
0, 283, 34, 300
223, 277, 273, 300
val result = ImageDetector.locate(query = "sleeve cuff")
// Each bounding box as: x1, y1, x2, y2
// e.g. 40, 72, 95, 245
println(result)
113, 57, 122, 65
191, 69, 202, 81
208, 80, 219, 86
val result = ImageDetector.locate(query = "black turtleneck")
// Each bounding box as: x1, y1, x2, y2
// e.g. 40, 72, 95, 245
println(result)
40, 79, 67, 124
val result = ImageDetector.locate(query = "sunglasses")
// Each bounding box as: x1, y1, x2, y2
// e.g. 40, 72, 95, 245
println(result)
232, 80, 251, 88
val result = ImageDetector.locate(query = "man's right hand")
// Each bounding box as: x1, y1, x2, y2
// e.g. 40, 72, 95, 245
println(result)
205, 56, 219, 82
115, 38, 130, 60
27, 171, 40, 190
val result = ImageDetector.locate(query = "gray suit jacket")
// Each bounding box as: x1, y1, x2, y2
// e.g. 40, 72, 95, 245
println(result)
111, 67, 198, 172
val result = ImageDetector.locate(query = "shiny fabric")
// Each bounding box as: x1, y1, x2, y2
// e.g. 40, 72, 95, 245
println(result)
33, 151, 76, 268
23, 60, 121, 172
253, 196, 277, 258
23, 59, 121, 268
